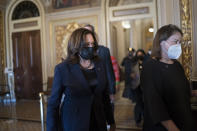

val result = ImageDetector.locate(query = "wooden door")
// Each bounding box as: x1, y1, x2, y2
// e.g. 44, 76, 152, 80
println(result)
12, 30, 42, 99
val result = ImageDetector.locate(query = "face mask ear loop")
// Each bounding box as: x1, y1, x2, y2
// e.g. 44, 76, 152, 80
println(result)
161, 41, 169, 55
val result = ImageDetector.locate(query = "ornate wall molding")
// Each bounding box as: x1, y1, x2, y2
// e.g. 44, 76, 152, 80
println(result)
191, 0, 197, 80
55, 22, 81, 64
0, 9, 6, 86
180, 0, 192, 80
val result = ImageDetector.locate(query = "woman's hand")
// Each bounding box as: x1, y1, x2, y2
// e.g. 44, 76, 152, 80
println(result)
192, 90, 197, 96
109, 124, 116, 131
161, 120, 180, 131
130, 73, 136, 79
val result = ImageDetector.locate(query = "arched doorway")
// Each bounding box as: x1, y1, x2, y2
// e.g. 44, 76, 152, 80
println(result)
5, 0, 47, 99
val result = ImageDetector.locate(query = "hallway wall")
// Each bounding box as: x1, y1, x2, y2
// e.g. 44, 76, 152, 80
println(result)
0, 0, 197, 93
156, 0, 181, 27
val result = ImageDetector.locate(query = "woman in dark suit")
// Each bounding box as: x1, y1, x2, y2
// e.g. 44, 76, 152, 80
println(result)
141, 24, 196, 131
46, 28, 115, 131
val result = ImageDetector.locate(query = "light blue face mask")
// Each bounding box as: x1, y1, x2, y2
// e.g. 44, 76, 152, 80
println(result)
167, 43, 182, 59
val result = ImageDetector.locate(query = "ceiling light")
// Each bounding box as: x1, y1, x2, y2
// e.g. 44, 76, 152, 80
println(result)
122, 21, 131, 29
148, 27, 154, 32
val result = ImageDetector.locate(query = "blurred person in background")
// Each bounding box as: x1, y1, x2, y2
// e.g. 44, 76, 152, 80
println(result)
84, 24, 116, 111
121, 48, 136, 101
131, 49, 147, 127
111, 56, 120, 91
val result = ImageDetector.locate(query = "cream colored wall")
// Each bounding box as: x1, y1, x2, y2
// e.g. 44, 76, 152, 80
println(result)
125, 28, 130, 51
112, 22, 126, 65
157, 0, 181, 27
132, 19, 152, 52
142, 18, 153, 51
134, 20, 142, 50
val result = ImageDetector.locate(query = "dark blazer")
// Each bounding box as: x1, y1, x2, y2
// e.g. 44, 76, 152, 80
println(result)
97, 45, 116, 94
46, 60, 115, 131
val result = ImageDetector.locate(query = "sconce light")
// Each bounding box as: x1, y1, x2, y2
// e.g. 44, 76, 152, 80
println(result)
148, 27, 154, 32
122, 21, 131, 29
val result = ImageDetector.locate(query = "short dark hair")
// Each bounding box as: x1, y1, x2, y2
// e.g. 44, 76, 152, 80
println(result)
84, 24, 99, 43
84, 24, 95, 33
151, 24, 183, 59
66, 28, 98, 64
136, 49, 146, 56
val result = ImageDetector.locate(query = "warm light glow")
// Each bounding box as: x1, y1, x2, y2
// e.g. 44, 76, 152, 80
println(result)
148, 27, 154, 32
122, 21, 131, 29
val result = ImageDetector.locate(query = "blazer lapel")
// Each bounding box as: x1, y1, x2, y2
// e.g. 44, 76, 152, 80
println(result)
69, 61, 106, 93
94, 61, 105, 92
69, 63, 91, 93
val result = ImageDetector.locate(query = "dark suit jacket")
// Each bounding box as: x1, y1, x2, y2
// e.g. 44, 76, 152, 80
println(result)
97, 45, 116, 94
46, 60, 115, 131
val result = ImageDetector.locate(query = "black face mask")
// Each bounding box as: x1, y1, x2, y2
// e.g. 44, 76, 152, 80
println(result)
79, 47, 95, 60
128, 53, 133, 57
137, 55, 144, 60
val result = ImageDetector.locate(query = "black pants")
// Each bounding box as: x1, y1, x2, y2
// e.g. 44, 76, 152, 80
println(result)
134, 87, 144, 124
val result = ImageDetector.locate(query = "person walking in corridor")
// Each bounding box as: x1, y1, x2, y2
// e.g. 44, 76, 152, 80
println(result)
121, 48, 136, 101
46, 28, 115, 131
141, 24, 196, 131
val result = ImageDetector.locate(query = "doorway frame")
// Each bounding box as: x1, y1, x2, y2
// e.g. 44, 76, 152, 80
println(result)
106, 0, 157, 51
105, 0, 157, 63
5, 0, 47, 93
